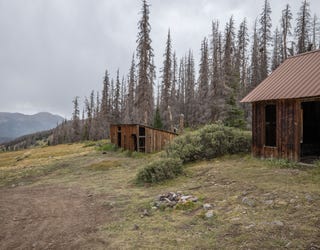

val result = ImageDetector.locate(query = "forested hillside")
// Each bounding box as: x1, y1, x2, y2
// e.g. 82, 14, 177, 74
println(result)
50, 0, 319, 144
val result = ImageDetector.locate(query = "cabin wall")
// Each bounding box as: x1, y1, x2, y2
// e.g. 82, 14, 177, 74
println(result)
252, 100, 301, 161
110, 125, 138, 151
145, 127, 176, 153
110, 125, 177, 153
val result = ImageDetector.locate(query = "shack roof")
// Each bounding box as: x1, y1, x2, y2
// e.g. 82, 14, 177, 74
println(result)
110, 124, 178, 135
241, 50, 320, 103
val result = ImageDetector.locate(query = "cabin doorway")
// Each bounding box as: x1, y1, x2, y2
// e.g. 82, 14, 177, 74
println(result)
117, 126, 121, 147
301, 101, 320, 161
138, 126, 146, 152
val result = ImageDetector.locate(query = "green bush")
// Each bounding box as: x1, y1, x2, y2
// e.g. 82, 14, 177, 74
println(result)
166, 123, 251, 163
136, 158, 183, 183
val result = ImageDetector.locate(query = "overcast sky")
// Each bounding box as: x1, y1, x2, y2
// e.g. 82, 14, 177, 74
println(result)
1, 0, 319, 118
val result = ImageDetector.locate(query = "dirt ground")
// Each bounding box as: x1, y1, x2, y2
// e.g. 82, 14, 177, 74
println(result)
0, 184, 111, 250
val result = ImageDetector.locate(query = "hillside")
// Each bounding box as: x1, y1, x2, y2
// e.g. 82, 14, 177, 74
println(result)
0, 112, 64, 143
0, 142, 319, 249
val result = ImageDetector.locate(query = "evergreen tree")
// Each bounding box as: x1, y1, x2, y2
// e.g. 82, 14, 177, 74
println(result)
281, 4, 292, 60
197, 37, 210, 124
134, 0, 155, 125
259, 0, 272, 80
312, 14, 320, 49
72, 96, 80, 142
124, 55, 136, 123
272, 27, 281, 71
295, 0, 311, 54
160, 30, 172, 130
153, 106, 163, 129
113, 69, 121, 123
250, 20, 261, 90
185, 50, 196, 127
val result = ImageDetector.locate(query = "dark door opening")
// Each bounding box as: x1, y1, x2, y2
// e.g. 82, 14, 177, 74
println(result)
301, 101, 320, 158
132, 134, 138, 151
138, 126, 146, 152
265, 105, 277, 147
117, 132, 121, 147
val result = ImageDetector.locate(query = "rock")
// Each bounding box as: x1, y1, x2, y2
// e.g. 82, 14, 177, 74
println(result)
203, 203, 213, 210
133, 224, 139, 230
285, 241, 292, 248
87, 194, 93, 197
102, 151, 107, 154
272, 220, 284, 227
264, 200, 274, 205
190, 197, 198, 202
245, 223, 255, 229
242, 197, 255, 207
205, 210, 214, 218
305, 194, 313, 202
142, 209, 149, 217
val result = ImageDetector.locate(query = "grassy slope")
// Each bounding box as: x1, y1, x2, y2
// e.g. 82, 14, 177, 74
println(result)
0, 143, 319, 249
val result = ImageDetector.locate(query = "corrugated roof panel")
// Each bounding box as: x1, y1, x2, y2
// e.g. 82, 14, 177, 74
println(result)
241, 50, 320, 102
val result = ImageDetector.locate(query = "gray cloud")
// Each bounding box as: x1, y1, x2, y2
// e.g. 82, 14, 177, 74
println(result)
0, 0, 319, 117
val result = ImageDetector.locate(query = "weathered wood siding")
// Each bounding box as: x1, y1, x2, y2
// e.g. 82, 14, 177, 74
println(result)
252, 100, 301, 161
145, 127, 176, 153
110, 124, 177, 153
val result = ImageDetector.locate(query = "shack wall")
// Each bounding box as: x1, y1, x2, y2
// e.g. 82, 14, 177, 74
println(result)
145, 127, 177, 153
110, 124, 177, 153
252, 100, 301, 161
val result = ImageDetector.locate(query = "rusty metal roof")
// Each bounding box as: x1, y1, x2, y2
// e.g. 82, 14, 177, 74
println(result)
241, 50, 320, 102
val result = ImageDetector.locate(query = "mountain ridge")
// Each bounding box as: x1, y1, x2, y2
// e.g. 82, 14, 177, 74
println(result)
0, 112, 64, 143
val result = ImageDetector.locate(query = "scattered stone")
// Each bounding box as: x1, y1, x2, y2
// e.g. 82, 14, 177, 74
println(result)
272, 220, 284, 227
153, 191, 198, 209
242, 197, 255, 207
285, 241, 292, 248
203, 203, 213, 210
102, 151, 107, 154
305, 194, 313, 202
276, 200, 288, 206
87, 194, 93, 197
11, 184, 16, 188
205, 210, 214, 218
264, 200, 274, 205
245, 223, 255, 229
133, 224, 139, 230
142, 209, 149, 217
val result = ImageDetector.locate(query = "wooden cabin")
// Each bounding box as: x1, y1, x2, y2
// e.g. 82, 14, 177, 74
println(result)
110, 124, 177, 153
241, 50, 320, 162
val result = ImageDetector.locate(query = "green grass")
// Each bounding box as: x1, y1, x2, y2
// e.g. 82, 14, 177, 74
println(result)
0, 143, 320, 249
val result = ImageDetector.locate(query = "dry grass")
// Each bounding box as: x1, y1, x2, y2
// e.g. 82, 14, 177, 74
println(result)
1, 144, 320, 249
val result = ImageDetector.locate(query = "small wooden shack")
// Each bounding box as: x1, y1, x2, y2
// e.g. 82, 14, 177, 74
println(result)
110, 124, 177, 153
242, 50, 320, 161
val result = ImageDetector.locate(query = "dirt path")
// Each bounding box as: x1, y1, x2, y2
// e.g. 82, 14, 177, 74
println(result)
0, 184, 111, 250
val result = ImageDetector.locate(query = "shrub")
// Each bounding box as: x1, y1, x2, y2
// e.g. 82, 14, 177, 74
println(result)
166, 123, 251, 163
136, 158, 183, 183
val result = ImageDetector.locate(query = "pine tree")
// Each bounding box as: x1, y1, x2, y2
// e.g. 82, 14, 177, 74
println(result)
177, 57, 186, 117
153, 106, 163, 129
295, 0, 311, 54
312, 14, 320, 49
236, 18, 249, 92
185, 50, 196, 127
113, 69, 121, 123
100, 69, 110, 138
170, 52, 179, 125
259, 0, 272, 80
197, 37, 210, 124
134, 0, 155, 125
160, 30, 172, 130
272, 27, 281, 71
281, 4, 292, 60
124, 55, 136, 123
72, 96, 80, 142
250, 20, 261, 90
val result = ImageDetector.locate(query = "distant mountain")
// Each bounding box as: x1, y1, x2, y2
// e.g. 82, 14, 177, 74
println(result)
0, 112, 64, 143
